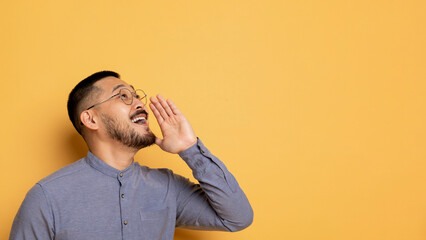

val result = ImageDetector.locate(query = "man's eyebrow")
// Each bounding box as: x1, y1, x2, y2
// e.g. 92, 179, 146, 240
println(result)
112, 84, 126, 93
112, 84, 135, 93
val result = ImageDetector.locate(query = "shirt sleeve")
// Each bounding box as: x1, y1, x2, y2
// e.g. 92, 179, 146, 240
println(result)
174, 138, 253, 232
9, 183, 55, 240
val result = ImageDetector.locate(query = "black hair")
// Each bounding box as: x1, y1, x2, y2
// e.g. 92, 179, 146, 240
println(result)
67, 70, 120, 135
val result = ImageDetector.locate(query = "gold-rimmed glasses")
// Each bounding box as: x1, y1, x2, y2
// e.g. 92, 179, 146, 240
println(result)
86, 89, 147, 110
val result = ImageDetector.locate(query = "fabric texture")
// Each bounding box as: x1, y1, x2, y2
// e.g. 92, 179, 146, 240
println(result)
10, 138, 253, 240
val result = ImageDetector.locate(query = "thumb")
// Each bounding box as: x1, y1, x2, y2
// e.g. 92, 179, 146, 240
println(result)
155, 137, 163, 146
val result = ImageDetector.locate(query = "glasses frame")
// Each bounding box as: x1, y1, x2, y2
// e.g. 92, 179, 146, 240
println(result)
86, 88, 147, 110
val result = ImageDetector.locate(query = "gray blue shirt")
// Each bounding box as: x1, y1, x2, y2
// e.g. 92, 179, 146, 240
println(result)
10, 138, 253, 240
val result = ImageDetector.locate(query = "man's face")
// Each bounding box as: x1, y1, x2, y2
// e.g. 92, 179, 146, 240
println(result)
92, 76, 156, 149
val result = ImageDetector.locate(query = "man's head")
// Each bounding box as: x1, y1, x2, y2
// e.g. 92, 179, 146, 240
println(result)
67, 71, 156, 149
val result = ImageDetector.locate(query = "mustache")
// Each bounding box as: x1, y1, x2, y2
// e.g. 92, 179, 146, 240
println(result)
130, 109, 149, 120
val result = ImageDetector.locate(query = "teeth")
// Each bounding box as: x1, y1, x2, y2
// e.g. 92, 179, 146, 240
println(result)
131, 117, 146, 123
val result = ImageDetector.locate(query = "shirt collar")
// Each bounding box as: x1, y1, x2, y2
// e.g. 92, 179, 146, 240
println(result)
85, 151, 135, 179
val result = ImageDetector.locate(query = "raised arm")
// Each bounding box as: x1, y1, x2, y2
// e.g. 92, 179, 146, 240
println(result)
149, 95, 253, 231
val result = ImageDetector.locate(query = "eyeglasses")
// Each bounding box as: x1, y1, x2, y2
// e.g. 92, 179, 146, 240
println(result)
86, 88, 147, 110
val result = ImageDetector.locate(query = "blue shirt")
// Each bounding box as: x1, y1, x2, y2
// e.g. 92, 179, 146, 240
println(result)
10, 138, 253, 240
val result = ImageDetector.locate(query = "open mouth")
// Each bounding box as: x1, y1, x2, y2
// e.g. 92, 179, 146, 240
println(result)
131, 113, 147, 125
131, 116, 146, 125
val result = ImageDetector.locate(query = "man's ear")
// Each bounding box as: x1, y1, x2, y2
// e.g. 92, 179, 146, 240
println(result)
80, 110, 99, 131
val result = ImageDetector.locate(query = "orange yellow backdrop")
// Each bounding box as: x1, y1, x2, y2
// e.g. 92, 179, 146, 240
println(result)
1, 1, 425, 239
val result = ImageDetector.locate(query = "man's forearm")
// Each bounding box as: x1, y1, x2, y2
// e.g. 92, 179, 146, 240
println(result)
178, 138, 253, 231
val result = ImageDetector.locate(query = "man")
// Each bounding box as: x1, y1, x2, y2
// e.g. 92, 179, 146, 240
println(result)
10, 71, 253, 240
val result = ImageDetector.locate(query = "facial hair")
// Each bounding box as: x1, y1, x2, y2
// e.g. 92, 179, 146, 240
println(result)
100, 113, 156, 149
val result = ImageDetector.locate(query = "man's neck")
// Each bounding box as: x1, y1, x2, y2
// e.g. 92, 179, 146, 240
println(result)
88, 141, 138, 171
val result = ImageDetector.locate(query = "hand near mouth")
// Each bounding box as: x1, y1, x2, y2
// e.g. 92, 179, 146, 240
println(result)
149, 94, 197, 154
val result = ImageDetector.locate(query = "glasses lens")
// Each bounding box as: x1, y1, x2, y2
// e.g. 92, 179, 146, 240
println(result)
119, 89, 133, 105
135, 89, 147, 105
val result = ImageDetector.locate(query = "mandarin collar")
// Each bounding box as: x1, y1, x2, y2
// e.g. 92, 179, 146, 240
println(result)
85, 151, 135, 179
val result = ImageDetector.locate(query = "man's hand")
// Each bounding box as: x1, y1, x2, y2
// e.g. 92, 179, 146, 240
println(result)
149, 94, 197, 154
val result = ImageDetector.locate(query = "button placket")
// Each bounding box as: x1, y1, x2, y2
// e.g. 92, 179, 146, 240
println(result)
118, 172, 128, 229
118, 172, 125, 198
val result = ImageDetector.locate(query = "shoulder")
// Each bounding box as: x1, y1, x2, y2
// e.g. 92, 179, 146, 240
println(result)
136, 163, 174, 179
37, 157, 88, 187
135, 163, 194, 189
135, 163, 190, 184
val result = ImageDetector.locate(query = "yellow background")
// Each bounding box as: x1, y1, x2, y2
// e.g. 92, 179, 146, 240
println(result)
1, 1, 425, 239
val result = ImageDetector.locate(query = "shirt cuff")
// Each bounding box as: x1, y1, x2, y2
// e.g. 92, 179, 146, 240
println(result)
178, 137, 213, 174
178, 137, 238, 193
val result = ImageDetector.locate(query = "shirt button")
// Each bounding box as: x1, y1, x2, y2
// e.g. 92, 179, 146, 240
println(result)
119, 173, 123, 177
124, 220, 128, 225
201, 149, 205, 153
121, 194, 125, 198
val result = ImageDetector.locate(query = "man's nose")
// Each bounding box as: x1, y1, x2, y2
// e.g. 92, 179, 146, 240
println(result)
136, 104, 146, 110
134, 98, 147, 110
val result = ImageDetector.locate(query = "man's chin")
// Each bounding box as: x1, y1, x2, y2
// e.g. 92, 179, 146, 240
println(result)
133, 131, 156, 150
133, 122, 151, 133
101, 113, 156, 150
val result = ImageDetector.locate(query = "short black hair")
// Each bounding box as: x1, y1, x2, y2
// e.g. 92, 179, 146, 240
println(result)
67, 70, 120, 135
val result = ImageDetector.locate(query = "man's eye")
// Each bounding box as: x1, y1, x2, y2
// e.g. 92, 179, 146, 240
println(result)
135, 94, 140, 99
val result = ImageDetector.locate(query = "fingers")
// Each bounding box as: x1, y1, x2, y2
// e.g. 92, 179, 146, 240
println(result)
166, 99, 181, 115
149, 94, 180, 120
157, 94, 175, 117
149, 95, 168, 121
149, 101, 164, 124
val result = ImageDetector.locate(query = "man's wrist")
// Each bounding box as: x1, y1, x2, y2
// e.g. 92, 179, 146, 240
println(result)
178, 137, 198, 154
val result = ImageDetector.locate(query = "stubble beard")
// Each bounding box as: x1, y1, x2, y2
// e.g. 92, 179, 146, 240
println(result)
100, 113, 156, 150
